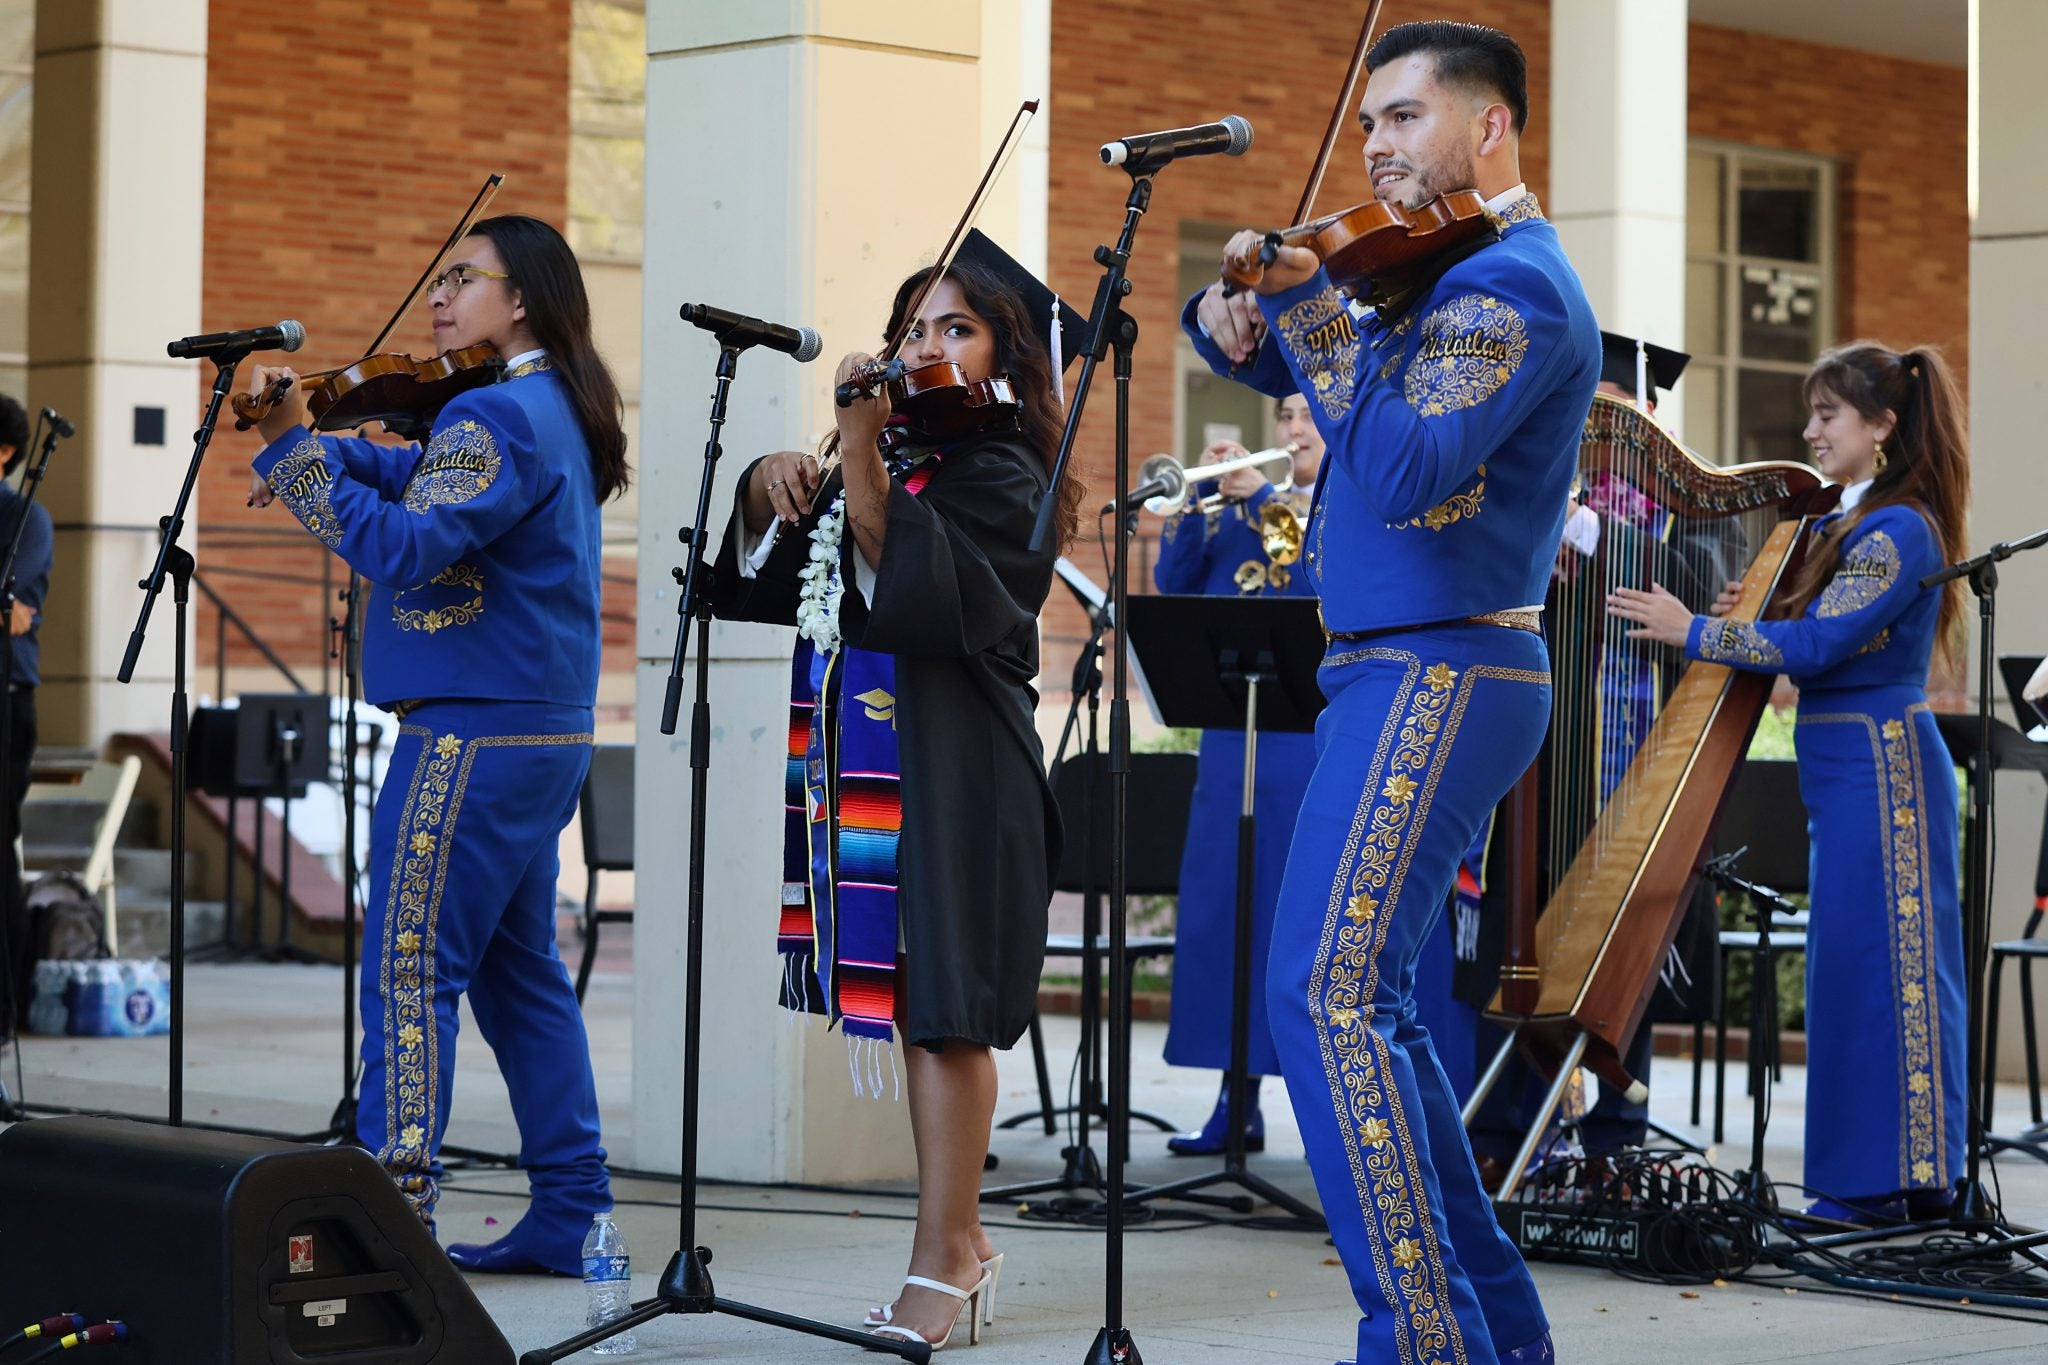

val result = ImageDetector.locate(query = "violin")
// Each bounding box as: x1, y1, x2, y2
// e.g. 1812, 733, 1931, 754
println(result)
232, 344, 504, 442
835, 358, 1020, 444
233, 174, 508, 443
1214, 0, 1501, 311
1223, 189, 1499, 303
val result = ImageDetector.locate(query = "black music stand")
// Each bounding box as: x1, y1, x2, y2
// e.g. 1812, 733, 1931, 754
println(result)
191, 694, 331, 963
1122, 593, 1325, 1223
988, 751, 1192, 1200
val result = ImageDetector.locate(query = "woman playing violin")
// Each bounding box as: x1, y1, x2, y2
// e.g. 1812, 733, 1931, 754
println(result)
248, 214, 630, 1276
715, 233, 1080, 1352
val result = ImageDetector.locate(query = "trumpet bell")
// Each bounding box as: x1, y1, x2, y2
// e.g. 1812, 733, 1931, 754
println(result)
1259, 499, 1305, 565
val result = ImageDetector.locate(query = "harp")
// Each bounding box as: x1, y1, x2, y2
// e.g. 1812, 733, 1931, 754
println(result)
1468, 395, 1836, 1191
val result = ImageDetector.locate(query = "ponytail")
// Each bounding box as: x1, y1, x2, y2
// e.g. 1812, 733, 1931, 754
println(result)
1780, 342, 1969, 668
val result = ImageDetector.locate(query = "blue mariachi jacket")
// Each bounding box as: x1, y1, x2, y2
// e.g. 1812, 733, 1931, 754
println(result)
1686, 502, 1945, 689
1181, 193, 1600, 634
1153, 481, 1317, 599
253, 355, 604, 709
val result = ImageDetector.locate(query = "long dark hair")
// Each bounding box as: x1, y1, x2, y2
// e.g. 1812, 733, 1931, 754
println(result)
825, 259, 1082, 549
1781, 341, 1970, 666
468, 215, 630, 502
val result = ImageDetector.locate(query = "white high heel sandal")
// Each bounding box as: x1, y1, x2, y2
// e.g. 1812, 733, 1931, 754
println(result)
866, 1252, 1003, 1329
865, 1268, 992, 1352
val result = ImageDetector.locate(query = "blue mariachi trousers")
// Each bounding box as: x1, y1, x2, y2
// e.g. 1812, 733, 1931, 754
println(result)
1795, 690, 1967, 1199
1268, 628, 1552, 1365
356, 699, 611, 1245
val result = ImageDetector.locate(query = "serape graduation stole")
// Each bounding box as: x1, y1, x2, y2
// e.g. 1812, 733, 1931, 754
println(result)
777, 448, 944, 1095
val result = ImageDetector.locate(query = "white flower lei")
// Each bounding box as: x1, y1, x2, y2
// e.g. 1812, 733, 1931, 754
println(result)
795, 490, 849, 654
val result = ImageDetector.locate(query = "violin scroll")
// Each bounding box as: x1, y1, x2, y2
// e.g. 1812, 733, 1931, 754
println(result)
834, 358, 906, 408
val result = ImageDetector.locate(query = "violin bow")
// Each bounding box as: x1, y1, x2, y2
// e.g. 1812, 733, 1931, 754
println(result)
1290, 1, 1385, 229
365, 172, 507, 357
245, 173, 505, 424
876, 100, 1040, 366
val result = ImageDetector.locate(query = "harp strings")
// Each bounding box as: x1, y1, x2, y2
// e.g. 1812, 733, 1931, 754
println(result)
1541, 400, 1768, 969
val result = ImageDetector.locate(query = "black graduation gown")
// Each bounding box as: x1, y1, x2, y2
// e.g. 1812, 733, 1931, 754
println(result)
713, 429, 1061, 1050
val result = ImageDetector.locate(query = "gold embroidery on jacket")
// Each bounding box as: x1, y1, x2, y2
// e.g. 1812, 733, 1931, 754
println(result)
1403, 294, 1529, 417
1276, 286, 1363, 422
1695, 618, 1784, 668
270, 434, 343, 549
1399, 465, 1487, 532
404, 419, 502, 513
1817, 529, 1901, 618
392, 563, 485, 634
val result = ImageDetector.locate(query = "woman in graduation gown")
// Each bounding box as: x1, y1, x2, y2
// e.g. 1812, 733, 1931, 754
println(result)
1152, 395, 1321, 1153
1609, 340, 1970, 1223
246, 215, 627, 1274
714, 233, 1080, 1350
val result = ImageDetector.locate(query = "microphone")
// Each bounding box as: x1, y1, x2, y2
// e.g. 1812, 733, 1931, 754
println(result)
680, 303, 822, 362
166, 319, 306, 360
1101, 459, 1185, 515
1100, 114, 1252, 174
40, 407, 74, 439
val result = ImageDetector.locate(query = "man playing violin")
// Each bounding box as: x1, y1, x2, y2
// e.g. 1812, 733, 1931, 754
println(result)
1184, 20, 1598, 1365
248, 215, 630, 1277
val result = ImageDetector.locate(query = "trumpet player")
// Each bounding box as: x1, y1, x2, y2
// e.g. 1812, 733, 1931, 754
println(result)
1152, 392, 1321, 1155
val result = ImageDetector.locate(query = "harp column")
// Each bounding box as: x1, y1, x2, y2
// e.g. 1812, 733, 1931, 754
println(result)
633, 1, 1050, 1182
1969, 0, 2048, 1086
1546, 0, 1688, 402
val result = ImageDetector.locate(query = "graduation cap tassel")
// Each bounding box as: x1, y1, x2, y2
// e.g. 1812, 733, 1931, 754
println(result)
1049, 294, 1064, 392
1635, 338, 1649, 410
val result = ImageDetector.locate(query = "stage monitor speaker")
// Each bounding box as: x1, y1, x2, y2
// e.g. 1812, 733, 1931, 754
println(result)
0, 1116, 513, 1364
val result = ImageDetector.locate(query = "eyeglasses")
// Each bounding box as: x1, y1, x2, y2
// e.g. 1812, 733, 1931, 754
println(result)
426, 265, 512, 299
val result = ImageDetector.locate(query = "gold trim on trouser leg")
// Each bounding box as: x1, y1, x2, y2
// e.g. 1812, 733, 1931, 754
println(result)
1891, 707, 1944, 1187
377, 728, 600, 1218
1798, 707, 1944, 1191
1308, 656, 1549, 1365
380, 730, 467, 1215
1309, 653, 1468, 1365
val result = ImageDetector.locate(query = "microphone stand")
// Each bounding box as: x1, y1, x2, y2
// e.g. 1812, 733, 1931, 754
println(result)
1032, 167, 1154, 1365
118, 352, 246, 1127
527, 340, 924, 1363
0, 414, 61, 1118
300, 573, 364, 1144
1699, 851, 1799, 1206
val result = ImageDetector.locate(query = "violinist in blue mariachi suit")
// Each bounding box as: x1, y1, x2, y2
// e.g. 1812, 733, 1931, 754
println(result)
1186, 21, 1596, 1365
247, 215, 628, 1276
1611, 341, 1972, 1228
1153, 395, 1322, 1155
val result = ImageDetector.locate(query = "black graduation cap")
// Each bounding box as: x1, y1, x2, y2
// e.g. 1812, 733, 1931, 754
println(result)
1599, 330, 1690, 400
955, 228, 1088, 373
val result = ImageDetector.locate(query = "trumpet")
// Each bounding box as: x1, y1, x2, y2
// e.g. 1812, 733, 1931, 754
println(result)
1136, 444, 1299, 515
